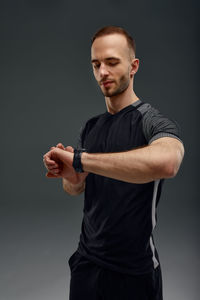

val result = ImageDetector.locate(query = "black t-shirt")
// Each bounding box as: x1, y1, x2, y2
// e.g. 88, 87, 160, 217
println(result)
76, 99, 183, 275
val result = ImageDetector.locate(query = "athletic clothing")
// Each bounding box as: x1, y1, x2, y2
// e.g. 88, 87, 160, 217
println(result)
73, 98, 183, 276
68, 99, 183, 299
68, 100, 181, 275
68, 250, 163, 300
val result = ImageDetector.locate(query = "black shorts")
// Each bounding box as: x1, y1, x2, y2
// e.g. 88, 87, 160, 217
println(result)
68, 251, 163, 300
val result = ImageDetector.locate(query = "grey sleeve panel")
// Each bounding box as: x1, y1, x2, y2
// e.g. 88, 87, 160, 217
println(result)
148, 132, 183, 144
137, 103, 183, 145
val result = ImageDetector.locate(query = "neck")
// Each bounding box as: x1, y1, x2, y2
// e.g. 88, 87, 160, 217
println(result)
105, 84, 139, 115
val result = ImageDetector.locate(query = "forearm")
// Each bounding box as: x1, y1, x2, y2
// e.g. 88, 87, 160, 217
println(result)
81, 141, 183, 184
62, 178, 85, 196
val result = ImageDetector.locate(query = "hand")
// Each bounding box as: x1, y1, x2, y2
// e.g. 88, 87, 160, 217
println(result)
43, 143, 66, 178
43, 143, 88, 184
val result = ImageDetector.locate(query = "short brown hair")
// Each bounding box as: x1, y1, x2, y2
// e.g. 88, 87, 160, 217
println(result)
91, 25, 136, 57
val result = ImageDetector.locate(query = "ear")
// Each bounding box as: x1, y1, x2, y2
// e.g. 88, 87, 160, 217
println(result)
130, 58, 139, 77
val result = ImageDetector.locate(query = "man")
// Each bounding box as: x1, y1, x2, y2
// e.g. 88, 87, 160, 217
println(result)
43, 26, 184, 300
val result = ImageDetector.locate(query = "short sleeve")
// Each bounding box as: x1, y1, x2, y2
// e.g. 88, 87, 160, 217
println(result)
140, 104, 183, 145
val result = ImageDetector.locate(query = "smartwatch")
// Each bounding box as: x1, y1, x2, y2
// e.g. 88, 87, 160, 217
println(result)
72, 148, 86, 173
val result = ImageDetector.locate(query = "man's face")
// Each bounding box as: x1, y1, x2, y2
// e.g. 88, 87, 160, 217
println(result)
91, 34, 134, 97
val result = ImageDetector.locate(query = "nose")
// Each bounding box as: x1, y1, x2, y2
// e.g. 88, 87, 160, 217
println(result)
99, 63, 109, 77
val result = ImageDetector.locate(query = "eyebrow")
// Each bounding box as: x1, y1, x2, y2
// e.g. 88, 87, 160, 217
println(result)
91, 57, 121, 63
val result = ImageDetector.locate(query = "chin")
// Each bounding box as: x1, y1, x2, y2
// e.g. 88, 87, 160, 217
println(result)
102, 91, 115, 97
101, 88, 118, 97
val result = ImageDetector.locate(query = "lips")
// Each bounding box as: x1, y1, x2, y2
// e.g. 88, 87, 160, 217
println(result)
102, 80, 114, 87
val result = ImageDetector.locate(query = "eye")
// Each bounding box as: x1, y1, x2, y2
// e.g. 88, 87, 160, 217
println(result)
93, 64, 100, 69
108, 62, 119, 66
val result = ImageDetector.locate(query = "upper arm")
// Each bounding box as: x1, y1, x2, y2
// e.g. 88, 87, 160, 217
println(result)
139, 104, 185, 176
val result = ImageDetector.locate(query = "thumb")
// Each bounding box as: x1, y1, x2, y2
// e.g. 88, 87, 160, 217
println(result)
46, 172, 61, 178
65, 146, 74, 153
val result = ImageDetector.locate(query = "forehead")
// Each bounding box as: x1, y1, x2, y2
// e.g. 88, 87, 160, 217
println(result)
91, 34, 129, 60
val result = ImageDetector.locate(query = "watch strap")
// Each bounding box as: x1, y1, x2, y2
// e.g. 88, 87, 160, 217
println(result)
72, 148, 86, 173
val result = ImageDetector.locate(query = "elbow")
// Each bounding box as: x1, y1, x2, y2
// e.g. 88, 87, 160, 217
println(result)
70, 188, 85, 196
164, 163, 178, 178
153, 140, 185, 179
163, 150, 184, 178
164, 142, 185, 178
62, 181, 85, 196
63, 187, 82, 196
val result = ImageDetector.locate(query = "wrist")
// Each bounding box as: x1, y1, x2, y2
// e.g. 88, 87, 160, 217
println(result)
72, 148, 87, 173
81, 152, 87, 172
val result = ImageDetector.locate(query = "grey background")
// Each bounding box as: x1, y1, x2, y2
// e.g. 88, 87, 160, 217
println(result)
0, 0, 199, 299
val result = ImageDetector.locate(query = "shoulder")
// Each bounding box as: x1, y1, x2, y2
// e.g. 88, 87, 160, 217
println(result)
136, 101, 183, 145
135, 101, 164, 118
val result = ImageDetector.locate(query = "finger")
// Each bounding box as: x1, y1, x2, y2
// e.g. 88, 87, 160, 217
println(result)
50, 168, 60, 174
46, 172, 61, 178
56, 143, 65, 149
43, 158, 58, 167
43, 150, 52, 158
43, 157, 59, 167
65, 146, 74, 152
46, 165, 60, 172
43, 155, 57, 165
43, 149, 56, 160
46, 171, 61, 177
50, 146, 56, 150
